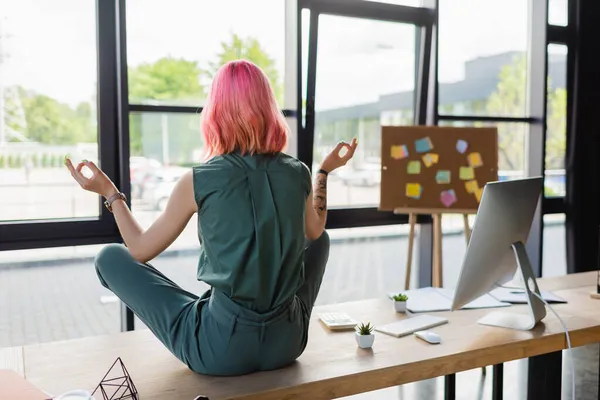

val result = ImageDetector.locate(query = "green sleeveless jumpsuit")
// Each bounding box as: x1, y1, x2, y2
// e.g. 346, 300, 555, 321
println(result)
94, 152, 330, 376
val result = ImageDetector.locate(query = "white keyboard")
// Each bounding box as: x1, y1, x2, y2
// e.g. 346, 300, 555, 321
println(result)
318, 312, 358, 330
375, 314, 448, 338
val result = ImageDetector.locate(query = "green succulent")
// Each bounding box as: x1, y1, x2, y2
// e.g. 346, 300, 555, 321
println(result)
356, 322, 374, 335
392, 293, 408, 302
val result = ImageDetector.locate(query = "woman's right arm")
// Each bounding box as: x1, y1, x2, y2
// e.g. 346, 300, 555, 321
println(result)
305, 139, 358, 240
305, 170, 328, 240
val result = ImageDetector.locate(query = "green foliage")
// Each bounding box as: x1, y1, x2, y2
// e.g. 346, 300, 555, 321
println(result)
7, 154, 14, 168
0, 155, 4, 168
208, 33, 284, 106
392, 293, 408, 302
129, 57, 205, 105
7, 86, 95, 145
486, 54, 566, 172
356, 322, 374, 336
31, 153, 39, 167
546, 87, 566, 169
486, 54, 527, 171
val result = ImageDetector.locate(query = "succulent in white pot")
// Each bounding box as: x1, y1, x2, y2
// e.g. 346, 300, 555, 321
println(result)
392, 293, 408, 313
355, 322, 375, 349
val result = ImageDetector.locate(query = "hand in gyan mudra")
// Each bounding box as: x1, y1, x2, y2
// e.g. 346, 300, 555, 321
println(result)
320, 138, 358, 173
64, 157, 118, 199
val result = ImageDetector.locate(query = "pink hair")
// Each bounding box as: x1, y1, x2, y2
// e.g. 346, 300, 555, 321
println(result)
201, 60, 288, 159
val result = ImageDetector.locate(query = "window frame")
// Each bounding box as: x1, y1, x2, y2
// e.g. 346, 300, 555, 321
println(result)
297, 0, 436, 230
0, 0, 125, 251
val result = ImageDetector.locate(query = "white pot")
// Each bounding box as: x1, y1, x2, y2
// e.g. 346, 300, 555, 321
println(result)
355, 332, 375, 349
394, 301, 407, 313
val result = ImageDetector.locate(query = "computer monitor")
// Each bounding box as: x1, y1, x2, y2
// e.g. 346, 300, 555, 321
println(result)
450, 177, 546, 331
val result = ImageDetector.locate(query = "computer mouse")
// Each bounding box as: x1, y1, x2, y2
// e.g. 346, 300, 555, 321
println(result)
414, 330, 441, 344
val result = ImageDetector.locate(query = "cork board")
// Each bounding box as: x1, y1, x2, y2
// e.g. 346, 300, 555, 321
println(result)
379, 126, 498, 213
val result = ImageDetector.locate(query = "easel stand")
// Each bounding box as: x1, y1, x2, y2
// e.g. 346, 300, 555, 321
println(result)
403, 211, 473, 290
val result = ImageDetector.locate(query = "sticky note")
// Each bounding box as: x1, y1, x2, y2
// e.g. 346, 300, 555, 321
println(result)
391, 145, 409, 160
459, 166, 475, 180
422, 153, 439, 168
440, 189, 457, 208
415, 137, 433, 153
475, 187, 483, 203
465, 180, 479, 194
435, 170, 451, 184
468, 152, 483, 168
406, 183, 422, 199
456, 140, 468, 154
407, 161, 421, 174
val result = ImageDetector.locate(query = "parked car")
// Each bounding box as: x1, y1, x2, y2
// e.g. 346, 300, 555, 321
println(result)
130, 157, 162, 199
141, 167, 189, 210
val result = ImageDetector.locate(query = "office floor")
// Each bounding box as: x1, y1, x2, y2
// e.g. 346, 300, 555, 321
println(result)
0, 224, 597, 399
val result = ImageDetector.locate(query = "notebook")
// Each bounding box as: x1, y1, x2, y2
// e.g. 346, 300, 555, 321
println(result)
388, 287, 510, 313
0, 369, 47, 400
489, 287, 567, 304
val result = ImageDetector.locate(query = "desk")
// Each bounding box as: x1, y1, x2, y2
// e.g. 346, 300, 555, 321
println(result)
1, 272, 599, 399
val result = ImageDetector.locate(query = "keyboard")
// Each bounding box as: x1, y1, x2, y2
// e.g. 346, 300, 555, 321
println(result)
318, 312, 358, 330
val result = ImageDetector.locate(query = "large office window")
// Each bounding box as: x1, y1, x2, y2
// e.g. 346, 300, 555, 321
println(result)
0, 0, 99, 221
438, 0, 529, 118
546, 44, 567, 197
0, 0, 574, 358
312, 15, 417, 207
126, 0, 286, 107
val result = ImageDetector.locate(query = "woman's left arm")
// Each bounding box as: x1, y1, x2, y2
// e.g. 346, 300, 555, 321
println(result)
65, 158, 198, 263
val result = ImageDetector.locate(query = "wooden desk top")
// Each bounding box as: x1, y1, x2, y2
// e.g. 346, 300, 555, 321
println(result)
2, 272, 599, 400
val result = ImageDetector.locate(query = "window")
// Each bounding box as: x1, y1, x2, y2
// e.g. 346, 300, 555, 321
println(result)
126, 0, 286, 107
546, 44, 567, 198
549, 0, 568, 26
542, 214, 567, 277
312, 15, 417, 207
438, 0, 529, 117
0, 0, 99, 221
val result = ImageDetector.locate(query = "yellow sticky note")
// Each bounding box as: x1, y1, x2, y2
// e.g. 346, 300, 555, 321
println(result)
474, 187, 484, 203
391, 145, 409, 160
406, 183, 422, 199
465, 180, 479, 194
422, 153, 439, 168
468, 152, 483, 168
459, 166, 475, 180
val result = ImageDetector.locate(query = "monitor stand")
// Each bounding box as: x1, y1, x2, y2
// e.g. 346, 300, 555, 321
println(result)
477, 241, 547, 331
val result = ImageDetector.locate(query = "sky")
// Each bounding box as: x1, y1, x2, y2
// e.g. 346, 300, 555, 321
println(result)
0, 0, 568, 110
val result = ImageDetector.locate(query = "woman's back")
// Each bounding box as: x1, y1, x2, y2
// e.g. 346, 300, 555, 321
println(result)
193, 152, 311, 312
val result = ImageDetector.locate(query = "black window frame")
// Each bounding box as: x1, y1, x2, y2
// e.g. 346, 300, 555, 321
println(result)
297, 0, 436, 232
0, 0, 126, 251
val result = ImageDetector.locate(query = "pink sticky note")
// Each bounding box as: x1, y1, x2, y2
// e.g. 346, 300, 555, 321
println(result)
440, 189, 457, 207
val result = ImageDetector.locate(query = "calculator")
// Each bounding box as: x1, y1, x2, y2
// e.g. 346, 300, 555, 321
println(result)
317, 312, 358, 330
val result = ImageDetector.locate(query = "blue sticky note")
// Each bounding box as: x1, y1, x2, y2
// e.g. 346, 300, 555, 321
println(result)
435, 170, 451, 184
456, 140, 468, 154
415, 137, 433, 153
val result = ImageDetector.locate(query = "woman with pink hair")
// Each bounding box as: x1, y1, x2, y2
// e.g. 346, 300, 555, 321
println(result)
65, 60, 357, 375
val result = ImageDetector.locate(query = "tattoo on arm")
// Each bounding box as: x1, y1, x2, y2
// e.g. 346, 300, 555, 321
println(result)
313, 172, 328, 215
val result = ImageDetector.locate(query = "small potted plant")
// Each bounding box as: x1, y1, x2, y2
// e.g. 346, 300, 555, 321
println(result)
355, 322, 375, 349
392, 293, 408, 313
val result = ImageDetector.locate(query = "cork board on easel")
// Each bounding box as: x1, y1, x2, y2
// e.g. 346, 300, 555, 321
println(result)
379, 126, 498, 213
